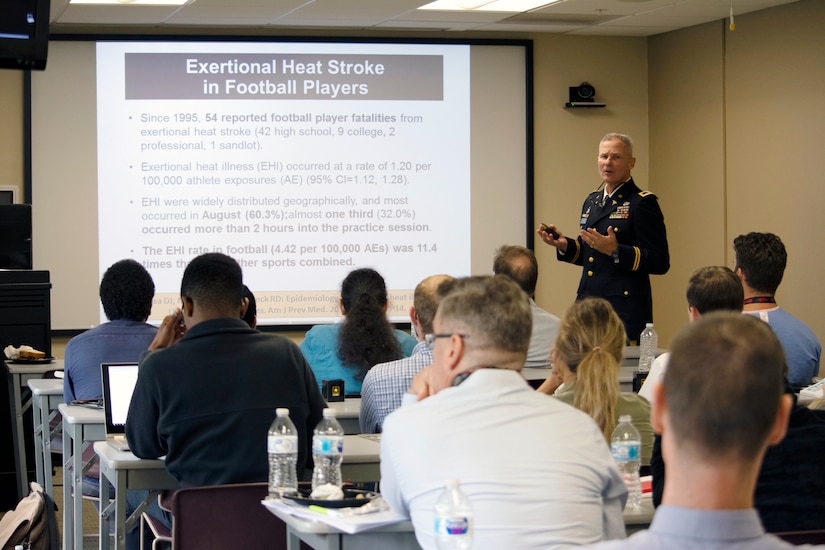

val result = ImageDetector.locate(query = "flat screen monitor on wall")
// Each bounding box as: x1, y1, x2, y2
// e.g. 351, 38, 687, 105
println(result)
30, 37, 532, 330
0, 0, 50, 71
0, 204, 33, 269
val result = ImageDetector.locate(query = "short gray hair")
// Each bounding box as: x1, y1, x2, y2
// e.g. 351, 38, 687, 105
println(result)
601, 133, 634, 156
436, 275, 531, 354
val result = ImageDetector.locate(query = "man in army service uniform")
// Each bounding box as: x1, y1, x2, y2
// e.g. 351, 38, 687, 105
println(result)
539, 133, 669, 342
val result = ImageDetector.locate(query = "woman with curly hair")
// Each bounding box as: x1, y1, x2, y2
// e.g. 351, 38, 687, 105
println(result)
537, 297, 654, 464
300, 268, 417, 395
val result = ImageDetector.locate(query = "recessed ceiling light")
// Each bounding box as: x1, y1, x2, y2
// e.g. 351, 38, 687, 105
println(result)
419, 0, 561, 12
70, 0, 189, 5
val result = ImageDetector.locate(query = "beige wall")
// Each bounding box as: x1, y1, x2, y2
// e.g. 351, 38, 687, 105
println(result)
647, 22, 727, 348
724, 0, 824, 356
647, 0, 824, 379
0, 70, 24, 198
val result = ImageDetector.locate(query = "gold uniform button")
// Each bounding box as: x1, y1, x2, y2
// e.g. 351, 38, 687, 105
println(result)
623, 291, 629, 296
588, 257, 594, 263
588, 271, 594, 277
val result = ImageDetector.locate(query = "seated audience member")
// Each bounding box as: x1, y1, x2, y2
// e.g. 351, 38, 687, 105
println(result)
62, 259, 158, 549
638, 266, 743, 401
536, 297, 654, 464
300, 267, 417, 395
650, 315, 825, 533
585, 313, 799, 549
241, 284, 257, 328
493, 244, 560, 368
127, 253, 325, 544
64, 258, 157, 403
734, 232, 821, 387
360, 274, 453, 433
380, 275, 627, 550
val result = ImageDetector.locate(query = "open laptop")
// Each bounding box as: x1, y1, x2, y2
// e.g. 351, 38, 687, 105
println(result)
100, 362, 140, 451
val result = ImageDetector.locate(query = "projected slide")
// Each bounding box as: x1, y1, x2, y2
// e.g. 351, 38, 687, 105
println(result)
96, 41, 471, 325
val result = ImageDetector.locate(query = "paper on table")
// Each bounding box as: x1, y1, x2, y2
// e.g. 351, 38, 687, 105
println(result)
800, 379, 825, 399
262, 498, 407, 535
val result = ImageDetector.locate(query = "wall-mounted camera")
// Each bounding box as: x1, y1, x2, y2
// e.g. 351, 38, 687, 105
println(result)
566, 82, 606, 108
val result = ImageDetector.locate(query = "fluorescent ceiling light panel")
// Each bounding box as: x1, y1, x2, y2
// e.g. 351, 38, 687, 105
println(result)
70, 0, 188, 5
419, 0, 560, 12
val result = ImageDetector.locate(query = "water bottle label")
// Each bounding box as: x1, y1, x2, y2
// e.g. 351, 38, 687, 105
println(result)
611, 441, 640, 461
268, 434, 298, 453
435, 515, 472, 536
312, 435, 343, 455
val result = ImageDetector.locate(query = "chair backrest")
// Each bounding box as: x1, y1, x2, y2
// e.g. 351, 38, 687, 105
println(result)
171, 483, 288, 550
774, 530, 825, 544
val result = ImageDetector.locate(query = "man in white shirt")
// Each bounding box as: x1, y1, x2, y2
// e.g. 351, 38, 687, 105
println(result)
492, 244, 560, 368
638, 266, 743, 402
380, 275, 627, 550
586, 313, 796, 550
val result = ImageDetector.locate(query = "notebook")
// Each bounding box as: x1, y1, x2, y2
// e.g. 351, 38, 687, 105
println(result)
100, 362, 140, 451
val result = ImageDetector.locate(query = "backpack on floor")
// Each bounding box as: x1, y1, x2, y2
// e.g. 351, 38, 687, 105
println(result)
0, 482, 58, 550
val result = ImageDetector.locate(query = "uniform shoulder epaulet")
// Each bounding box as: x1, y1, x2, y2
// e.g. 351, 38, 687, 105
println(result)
638, 190, 656, 197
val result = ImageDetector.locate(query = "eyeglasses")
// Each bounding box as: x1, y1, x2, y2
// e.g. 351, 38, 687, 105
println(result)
424, 333, 470, 350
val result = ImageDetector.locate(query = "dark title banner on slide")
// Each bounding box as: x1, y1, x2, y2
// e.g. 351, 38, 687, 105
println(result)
124, 53, 444, 100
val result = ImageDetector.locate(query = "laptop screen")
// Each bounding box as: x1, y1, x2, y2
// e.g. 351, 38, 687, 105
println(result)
101, 362, 139, 434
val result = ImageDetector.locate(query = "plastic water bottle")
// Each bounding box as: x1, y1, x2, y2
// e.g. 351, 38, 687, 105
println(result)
611, 415, 642, 508
311, 408, 344, 490
268, 408, 299, 499
638, 322, 658, 372
434, 478, 473, 550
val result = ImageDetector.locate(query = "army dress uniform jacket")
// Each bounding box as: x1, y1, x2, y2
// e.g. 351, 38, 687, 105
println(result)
557, 178, 669, 342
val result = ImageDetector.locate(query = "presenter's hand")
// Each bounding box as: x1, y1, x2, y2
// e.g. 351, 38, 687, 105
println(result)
537, 224, 568, 253
581, 226, 618, 256
149, 308, 186, 350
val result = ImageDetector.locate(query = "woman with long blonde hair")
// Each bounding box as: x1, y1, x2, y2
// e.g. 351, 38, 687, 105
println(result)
537, 297, 654, 463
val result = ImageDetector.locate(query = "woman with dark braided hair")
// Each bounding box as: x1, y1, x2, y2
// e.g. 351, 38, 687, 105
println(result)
300, 268, 417, 395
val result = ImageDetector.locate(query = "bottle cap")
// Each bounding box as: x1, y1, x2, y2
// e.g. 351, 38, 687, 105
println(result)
276, 408, 289, 416
322, 408, 337, 417
645, 322, 654, 328
619, 414, 632, 423
445, 478, 460, 488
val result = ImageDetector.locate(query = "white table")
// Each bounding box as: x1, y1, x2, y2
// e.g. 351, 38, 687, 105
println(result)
267, 493, 654, 549
265, 502, 418, 550
623, 498, 655, 535
95, 442, 178, 550
59, 402, 105, 550
91, 433, 382, 550
27, 378, 63, 495
5, 359, 63, 499
327, 398, 360, 435
338, 434, 381, 483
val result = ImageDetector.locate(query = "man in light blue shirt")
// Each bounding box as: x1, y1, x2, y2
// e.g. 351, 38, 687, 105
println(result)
64, 259, 157, 403
586, 313, 801, 550
734, 232, 821, 387
360, 274, 452, 433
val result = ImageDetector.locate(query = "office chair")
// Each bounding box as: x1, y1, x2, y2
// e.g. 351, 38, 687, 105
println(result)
774, 530, 825, 545
141, 483, 290, 550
